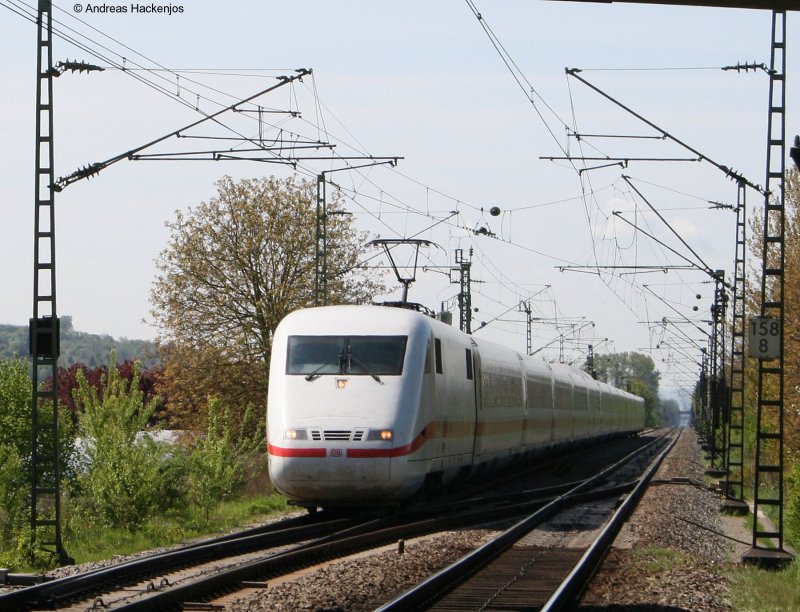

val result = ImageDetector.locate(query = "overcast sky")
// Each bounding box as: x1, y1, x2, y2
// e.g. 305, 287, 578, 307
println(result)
0, 1, 792, 399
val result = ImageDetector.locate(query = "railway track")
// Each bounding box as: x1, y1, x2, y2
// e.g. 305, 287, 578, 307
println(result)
377, 428, 679, 611
0, 512, 361, 611
0, 430, 671, 610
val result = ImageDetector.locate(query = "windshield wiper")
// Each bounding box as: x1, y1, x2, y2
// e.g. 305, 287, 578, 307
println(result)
347, 352, 385, 385
305, 350, 346, 381
306, 353, 342, 382
304, 366, 326, 382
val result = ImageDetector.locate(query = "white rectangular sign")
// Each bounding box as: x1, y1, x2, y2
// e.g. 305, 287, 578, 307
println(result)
748, 317, 781, 359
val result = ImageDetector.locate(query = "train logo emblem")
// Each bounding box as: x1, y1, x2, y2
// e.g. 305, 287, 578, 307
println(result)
330, 448, 343, 457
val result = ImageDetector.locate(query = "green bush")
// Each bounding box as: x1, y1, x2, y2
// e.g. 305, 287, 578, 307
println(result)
0, 360, 31, 550
0, 444, 27, 547
0, 358, 79, 567
0, 359, 32, 457
786, 460, 800, 547
0, 358, 77, 471
186, 397, 264, 521
0, 354, 279, 569
71, 358, 175, 528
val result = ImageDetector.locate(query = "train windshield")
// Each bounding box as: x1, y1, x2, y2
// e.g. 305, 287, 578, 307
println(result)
287, 335, 408, 377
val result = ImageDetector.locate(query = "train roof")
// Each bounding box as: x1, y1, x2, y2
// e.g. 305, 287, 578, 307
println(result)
276, 305, 643, 402
275, 304, 438, 335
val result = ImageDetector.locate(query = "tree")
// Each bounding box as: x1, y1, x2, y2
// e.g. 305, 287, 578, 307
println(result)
745, 168, 800, 527
594, 351, 660, 395
594, 351, 662, 426
150, 175, 383, 424
0, 360, 34, 548
0, 359, 32, 461
46, 359, 162, 417
0, 360, 76, 554
0, 359, 76, 478
659, 397, 683, 427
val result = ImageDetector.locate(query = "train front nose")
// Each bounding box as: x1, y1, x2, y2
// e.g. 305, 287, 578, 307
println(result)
270, 455, 392, 502
268, 427, 397, 503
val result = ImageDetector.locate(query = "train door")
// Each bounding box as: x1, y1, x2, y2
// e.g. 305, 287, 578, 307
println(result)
429, 336, 445, 464
469, 345, 481, 463
519, 354, 528, 451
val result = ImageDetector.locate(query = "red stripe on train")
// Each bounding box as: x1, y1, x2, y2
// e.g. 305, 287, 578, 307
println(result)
347, 430, 428, 458
269, 424, 443, 459
267, 444, 327, 458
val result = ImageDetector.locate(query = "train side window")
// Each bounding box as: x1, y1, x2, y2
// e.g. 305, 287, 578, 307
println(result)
424, 339, 432, 373
434, 338, 443, 374
465, 349, 473, 380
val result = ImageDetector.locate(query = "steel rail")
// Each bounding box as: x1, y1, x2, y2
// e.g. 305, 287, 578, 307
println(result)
0, 433, 662, 610
376, 430, 673, 610
0, 513, 355, 611
87, 435, 660, 610
113, 479, 647, 611
541, 428, 681, 610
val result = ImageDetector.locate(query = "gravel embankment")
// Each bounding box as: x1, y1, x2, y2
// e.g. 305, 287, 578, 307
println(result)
227, 530, 495, 611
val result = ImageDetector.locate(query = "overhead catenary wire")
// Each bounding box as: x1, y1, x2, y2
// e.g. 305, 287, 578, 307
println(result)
463, 0, 572, 159
3, 0, 711, 392
5, 0, 588, 293
5, 1, 330, 166
565, 67, 764, 194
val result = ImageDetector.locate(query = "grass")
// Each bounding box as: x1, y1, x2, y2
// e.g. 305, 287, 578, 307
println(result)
63, 493, 291, 565
2, 493, 292, 571
630, 546, 689, 573
700, 442, 800, 610
723, 511, 799, 611
726, 558, 800, 612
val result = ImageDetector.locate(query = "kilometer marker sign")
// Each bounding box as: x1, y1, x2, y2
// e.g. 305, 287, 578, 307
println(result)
748, 317, 781, 359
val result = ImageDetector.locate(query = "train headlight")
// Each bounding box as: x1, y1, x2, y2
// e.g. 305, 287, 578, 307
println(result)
285, 428, 308, 440
368, 429, 393, 441
335, 378, 348, 389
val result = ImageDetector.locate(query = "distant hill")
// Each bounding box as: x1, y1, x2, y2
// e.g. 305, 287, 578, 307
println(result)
0, 316, 158, 367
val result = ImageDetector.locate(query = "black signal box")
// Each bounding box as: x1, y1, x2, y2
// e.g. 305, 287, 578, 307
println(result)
29, 317, 60, 358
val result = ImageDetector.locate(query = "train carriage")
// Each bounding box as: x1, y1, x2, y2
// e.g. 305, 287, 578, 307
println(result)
267, 304, 645, 508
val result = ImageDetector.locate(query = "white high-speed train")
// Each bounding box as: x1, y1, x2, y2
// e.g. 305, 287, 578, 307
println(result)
267, 305, 645, 507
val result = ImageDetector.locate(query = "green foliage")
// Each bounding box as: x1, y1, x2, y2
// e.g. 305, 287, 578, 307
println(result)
628, 378, 658, 427
743, 168, 800, 514
727, 558, 800, 611
0, 358, 32, 459
11, 525, 58, 571
594, 351, 660, 393
69, 370, 266, 531
0, 359, 78, 565
71, 358, 172, 528
186, 397, 265, 520
0, 444, 27, 548
0, 353, 279, 571
74, 358, 156, 442
659, 397, 683, 426
786, 461, 800, 546
151, 174, 384, 418
595, 352, 663, 425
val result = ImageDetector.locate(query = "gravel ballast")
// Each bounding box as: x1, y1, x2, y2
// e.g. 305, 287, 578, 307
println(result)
232, 428, 737, 611
580, 427, 734, 611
